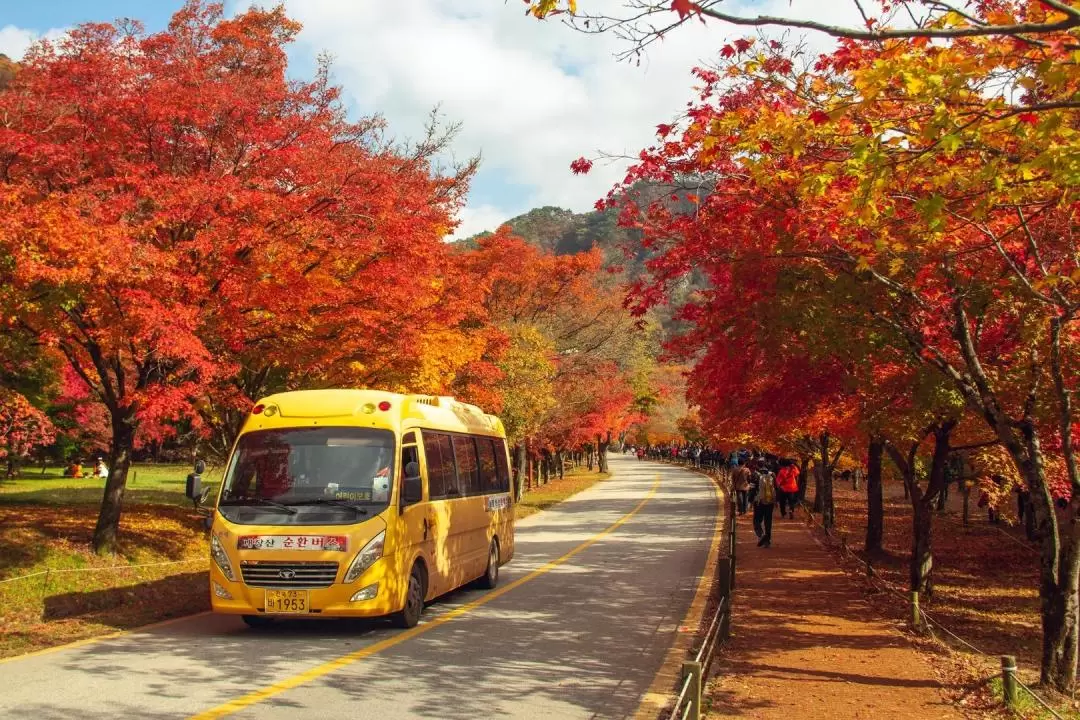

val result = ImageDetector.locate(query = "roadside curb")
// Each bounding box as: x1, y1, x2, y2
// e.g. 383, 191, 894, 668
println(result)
634, 463, 728, 720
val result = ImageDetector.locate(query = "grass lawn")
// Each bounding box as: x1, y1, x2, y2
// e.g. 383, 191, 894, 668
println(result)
0, 463, 223, 506
0, 463, 224, 658
0, 502, 210, 658
515, 466, 611, 520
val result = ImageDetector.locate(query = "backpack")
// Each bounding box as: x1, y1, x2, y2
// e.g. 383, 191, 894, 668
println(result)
757, 472, 776, 504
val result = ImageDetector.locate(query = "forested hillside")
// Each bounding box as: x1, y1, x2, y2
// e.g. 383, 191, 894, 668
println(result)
462, 191, 707, 337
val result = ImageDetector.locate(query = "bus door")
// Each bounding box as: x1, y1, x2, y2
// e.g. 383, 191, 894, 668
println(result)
397, 431, 435, 601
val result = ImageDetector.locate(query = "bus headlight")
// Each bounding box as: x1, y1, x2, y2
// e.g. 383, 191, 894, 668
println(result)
210, 534, 236, 582
344, 531, 384, 583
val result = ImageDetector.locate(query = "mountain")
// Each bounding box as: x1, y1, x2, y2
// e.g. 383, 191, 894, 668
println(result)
464, 204, 647, 275
0, 55, 18, 91
461, 186, 709, 338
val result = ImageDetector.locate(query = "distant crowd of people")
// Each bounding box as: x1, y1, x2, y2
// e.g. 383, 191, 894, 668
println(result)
626, 441, 1039, 545
628, 444, 730, 468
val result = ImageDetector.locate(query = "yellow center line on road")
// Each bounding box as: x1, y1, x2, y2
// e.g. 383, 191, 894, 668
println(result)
188, 475, 662, 720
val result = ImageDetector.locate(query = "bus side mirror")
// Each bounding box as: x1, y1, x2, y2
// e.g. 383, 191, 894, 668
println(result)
402, 475, 422, 506
185, 472, 202, 501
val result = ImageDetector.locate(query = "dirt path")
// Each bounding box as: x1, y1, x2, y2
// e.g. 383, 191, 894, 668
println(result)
707, 507, 964, 719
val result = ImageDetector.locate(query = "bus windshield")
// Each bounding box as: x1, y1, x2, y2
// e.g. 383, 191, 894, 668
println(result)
220, 427, 396, 515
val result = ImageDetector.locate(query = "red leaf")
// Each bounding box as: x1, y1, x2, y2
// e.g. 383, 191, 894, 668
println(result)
657, 123, 674, 138
671, 0, 699, 20
1017, 112, 1039, 126
734, 38, 754, 53
809, 110, 831, 125
570, 157, 594, 174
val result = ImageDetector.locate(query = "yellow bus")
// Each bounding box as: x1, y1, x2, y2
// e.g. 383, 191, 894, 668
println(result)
207, 389, 515, 628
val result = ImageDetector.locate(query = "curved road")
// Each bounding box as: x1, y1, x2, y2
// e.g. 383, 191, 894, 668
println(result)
0, 456, 718, 720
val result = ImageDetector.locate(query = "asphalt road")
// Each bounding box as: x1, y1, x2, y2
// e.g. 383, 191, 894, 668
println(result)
0, 455, 718, 720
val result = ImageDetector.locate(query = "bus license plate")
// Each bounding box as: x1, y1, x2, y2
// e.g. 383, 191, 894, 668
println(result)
264, 589, 309, 614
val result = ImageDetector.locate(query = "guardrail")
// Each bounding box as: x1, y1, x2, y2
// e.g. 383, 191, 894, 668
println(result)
668, 485, 737, 720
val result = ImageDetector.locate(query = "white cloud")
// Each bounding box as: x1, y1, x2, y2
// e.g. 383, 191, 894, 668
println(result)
0, 25, 68, 60
450, 203, 524, 241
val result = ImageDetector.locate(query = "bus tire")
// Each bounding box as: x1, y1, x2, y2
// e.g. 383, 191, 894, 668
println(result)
393, 564, 426, 629
478, 538, 499, 589
242, 614, 274, 628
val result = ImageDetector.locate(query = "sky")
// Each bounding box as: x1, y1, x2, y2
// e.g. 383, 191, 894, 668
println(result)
0, 0, 864, 239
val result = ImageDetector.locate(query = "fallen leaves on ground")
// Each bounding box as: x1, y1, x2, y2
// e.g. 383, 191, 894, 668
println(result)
816, 484, 1079, 718
0, 503, 209, 658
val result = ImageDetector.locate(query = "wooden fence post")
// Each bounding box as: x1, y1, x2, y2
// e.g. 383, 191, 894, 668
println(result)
911, 591, 922, 631
682, 660, 702, 720
1000, 655, 1018, 708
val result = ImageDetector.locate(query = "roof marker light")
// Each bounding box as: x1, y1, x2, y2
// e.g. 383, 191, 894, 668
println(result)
251, 404, 265, 415
378, 401, 391, 412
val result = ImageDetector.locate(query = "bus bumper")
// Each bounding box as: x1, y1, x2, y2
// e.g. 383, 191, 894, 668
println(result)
209, 562, 403, 619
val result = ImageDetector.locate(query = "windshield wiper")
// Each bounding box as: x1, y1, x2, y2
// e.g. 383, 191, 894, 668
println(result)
222, 497, 298, 514
290, 498, 369, 514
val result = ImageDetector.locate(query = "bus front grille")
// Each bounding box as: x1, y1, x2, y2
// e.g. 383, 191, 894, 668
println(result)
240, 561, 340, 588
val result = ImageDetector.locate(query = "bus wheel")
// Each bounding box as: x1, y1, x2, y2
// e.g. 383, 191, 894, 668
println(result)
242, 614, 274, 628
479, 539, 499, 589
393, 564, 426, 629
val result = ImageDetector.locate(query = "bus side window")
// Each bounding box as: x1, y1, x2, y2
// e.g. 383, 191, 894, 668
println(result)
452, 435, 481, 496
423, 431, 455, 499
493, 439, 511, 493
401, 444, 422, 506
476, 439, 499, 494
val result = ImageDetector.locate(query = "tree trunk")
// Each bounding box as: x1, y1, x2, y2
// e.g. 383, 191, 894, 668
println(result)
865, 436, 884, 554
911, 497, 934, 596
962, 483, 970, 527
513, 443, 527, 501
1023, 449, 1080, 691
92, 412, 136, 554
812, 461, 824, 513
555, 450, 565, 480
817, 432, 842, 529
1040, 529, 1080, 692
887, 421, 953, 598
797, 454, 810, 503
597, 432, 611, 473
586, 443, 595, 471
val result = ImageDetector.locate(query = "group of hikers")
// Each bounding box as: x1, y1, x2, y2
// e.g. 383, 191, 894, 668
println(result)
729, 453, 801, 548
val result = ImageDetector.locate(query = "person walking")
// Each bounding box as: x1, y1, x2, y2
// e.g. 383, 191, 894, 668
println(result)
732, 462, 751, 515
775, 459, 800, 518
753, 464, 777, 547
